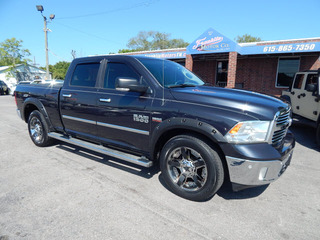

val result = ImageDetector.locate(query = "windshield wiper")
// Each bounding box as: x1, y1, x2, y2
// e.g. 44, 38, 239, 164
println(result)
168, 84, 197, 88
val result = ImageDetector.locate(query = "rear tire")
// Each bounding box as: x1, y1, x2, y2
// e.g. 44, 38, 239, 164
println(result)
28, 110, 54, 147
160, 135, 224, 201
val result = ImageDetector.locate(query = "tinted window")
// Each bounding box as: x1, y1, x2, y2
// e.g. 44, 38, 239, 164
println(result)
70, 63, 100, 87
138, 58, 204, 87
305, 74, 317, 90
276, 58, 300, 88
104, 62, 139, 89
293, 74, 304, 89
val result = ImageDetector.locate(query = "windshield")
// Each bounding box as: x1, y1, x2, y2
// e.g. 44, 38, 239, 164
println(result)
137, 58, 204, 88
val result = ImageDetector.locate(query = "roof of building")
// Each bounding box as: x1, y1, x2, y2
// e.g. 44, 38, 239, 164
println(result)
114, 28, 320, 59
0, 64, 46, 73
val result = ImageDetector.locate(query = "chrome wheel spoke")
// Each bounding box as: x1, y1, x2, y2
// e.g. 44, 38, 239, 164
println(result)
193, 175, 203, 188
181, 147, 189, 159
177, 174, 186, 186
168, 160, 181, 167
194, 159, 205, 168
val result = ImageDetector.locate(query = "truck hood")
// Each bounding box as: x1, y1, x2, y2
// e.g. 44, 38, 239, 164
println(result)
170, 86, 288, 120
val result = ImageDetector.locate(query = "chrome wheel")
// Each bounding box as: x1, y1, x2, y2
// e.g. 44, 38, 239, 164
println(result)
29, 116, 43, 144
167, 147, 207, 191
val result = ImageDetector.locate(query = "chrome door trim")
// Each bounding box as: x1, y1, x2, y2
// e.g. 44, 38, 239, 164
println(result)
62, 115, 149, 135
97, 121, 149, 135
62, 115, 96, 125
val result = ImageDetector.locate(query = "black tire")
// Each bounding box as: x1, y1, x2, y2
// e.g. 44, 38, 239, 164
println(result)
28, 110, 54, 147
160, 135, 224, 201
5, 89, 9, 95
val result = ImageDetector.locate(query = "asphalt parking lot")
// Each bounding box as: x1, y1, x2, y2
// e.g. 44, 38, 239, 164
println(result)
0, 95, 319, 240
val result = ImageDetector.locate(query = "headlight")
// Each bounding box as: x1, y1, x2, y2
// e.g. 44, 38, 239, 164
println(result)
225, 121, 271, 143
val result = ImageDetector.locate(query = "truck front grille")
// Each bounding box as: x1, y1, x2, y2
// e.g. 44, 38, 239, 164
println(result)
272, 107, 291, 144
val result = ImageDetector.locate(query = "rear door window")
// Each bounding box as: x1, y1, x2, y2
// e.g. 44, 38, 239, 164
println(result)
304, 74, 317, 90
70, 63, 100, 87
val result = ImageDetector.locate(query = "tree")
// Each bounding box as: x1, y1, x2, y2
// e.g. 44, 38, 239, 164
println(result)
0, 38, 31, 66
235, 34, 262, 43
41, 61, 70, 79
126, 31, 189, 52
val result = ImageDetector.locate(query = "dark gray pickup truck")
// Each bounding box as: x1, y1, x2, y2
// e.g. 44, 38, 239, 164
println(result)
15, 55, 295, 201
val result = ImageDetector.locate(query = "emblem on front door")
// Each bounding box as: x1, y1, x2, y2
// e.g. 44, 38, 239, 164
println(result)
133, 114, 149, 123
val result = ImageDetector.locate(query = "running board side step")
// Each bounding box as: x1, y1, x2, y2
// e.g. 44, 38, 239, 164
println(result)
48, 132, 153, 168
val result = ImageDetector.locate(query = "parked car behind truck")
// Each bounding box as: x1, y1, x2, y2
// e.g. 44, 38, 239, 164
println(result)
14, 55, 295, 201
0, 80, 9, 95
281, 69, 320, 146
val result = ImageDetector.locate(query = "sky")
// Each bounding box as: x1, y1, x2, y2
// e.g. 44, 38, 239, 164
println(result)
1, 0, 320, 67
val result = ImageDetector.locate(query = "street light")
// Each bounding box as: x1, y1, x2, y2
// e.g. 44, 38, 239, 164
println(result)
36, 5, 54, 80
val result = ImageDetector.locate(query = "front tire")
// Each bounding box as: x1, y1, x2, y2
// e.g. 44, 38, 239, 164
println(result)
160, 135, 224, 201
28, 110, 54, 147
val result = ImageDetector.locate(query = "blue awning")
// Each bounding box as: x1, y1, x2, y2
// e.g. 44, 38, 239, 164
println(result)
186, 28, 241, 54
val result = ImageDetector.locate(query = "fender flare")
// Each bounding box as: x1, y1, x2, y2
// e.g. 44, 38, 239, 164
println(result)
22, 97, 54, 131
149, 117, 227, 158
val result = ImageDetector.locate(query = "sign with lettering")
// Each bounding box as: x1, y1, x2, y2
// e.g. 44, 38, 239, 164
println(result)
136, 51, 187, 59
240, 42, 320, 55
187, 28, 240, 54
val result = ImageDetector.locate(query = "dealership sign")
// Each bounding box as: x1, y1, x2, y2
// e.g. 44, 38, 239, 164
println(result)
136, 51, 186, 59
187, 28, 240, 54
240, 42, 320, 55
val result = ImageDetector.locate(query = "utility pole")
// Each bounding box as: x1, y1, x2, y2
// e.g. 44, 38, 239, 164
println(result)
36, 5, 55, 80
44, 16, 49, 79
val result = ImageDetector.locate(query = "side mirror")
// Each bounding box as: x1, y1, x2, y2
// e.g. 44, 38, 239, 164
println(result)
115, 77, 148, 93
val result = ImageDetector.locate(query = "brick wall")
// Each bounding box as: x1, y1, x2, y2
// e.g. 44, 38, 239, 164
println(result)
236, 55, 320, 96
299, 55, 320, 71
236, 57, 280, 95
185, 54, 193, 71
227, 52, 237, 88
192, 59, 216, 85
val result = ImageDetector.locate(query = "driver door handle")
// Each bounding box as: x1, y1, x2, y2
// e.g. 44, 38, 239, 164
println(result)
99, 98, 111, 103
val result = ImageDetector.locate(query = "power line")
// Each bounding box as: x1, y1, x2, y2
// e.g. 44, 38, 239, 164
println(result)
55, 0, 158, 20
48, 49, 68, 62
54, 21, 122, 45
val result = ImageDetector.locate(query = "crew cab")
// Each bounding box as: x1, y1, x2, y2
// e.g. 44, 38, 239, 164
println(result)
15, 55, 295, 201
281, 70, 320, 146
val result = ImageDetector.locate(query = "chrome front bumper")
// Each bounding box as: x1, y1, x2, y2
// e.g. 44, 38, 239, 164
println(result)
226, 150, 293, 186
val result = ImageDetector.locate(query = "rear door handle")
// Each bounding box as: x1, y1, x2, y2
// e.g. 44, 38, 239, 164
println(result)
99, 98, 111, 103
63, 94, 72, 98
